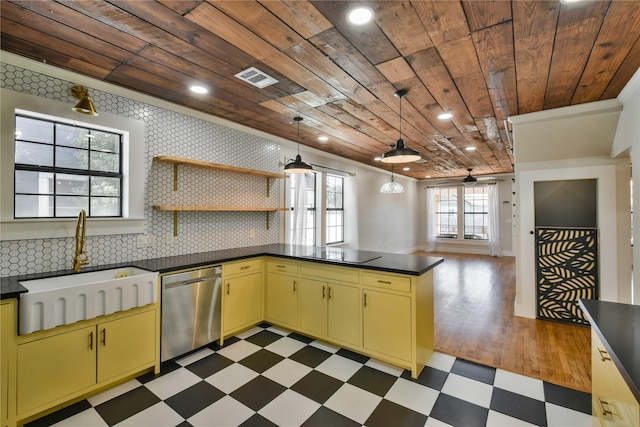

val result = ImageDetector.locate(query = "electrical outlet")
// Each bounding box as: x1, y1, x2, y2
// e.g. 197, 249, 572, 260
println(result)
136, 235, 148, 248
136, 234, 155, 248
166, 233, 175, 245
249, 229, 256, 238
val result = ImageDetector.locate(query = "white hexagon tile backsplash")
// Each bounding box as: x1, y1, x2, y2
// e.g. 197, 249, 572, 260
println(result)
1, 63, 283, 277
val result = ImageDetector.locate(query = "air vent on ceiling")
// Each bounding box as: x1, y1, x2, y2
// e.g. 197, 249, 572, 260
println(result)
234, 67, 278, 88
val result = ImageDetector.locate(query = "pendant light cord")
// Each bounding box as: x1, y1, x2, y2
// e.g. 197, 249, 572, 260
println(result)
398, 95, 402, 140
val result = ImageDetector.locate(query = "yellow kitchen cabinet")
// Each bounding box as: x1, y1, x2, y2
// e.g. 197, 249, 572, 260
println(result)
13, 305, 158, 425
328, 282, 360, 346
265, 272, 299, 328
222, 271, 263, 336
363, 288, 412, 362
591, 330, 640, 427
97, 310, 156, 383
17, 326, 96, 415
299, 278, 360, 347
1, 300, 17, 427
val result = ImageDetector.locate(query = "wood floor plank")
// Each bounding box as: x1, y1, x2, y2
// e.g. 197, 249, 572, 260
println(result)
418, 251, 591, 392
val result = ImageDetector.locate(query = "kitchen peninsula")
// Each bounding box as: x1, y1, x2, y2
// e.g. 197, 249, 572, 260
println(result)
1, 245, 442, 427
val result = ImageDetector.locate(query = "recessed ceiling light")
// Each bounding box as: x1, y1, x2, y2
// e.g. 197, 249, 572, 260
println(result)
465, 146, 476, 151
190, 85, 208, 94
347, 6, 374, 25
438, 111, 453, 120
318, 136, 329, 142
403, 167, 410, 171
374, 156, 382, 161
560, 0, 582, 3
425, 175, 431, 179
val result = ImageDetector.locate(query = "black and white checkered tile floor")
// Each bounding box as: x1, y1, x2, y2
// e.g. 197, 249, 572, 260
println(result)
28, 323, 592, 427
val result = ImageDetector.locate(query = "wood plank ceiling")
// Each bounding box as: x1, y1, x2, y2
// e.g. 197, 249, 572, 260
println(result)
2, 1, 639, 179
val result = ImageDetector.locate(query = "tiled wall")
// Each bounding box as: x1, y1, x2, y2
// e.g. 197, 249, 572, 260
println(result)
1, 63, 283, 277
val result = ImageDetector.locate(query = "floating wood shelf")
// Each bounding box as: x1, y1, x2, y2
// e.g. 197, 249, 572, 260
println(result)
152, 207, 289, 235
153, 206, 289, 212
153, 155, 288, 193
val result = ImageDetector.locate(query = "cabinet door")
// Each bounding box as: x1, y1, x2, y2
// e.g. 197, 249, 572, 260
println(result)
299, 278, 327, 337
328, 283, 361, 347
265, 272, 299, 328
17, 326, 96, 414
363, 289, 412, 362
1, 301, 15, 423
223, 272, 263, 333
591, 331, 640, 427
97, 310, 156, 383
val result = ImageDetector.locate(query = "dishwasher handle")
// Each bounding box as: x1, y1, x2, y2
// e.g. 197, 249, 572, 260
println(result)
163, 277, 218, 289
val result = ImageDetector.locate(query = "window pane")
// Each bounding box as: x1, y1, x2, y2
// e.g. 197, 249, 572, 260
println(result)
90, 151, 119, 173
91, 176, 120, 197
56, 174, 89, 195
15, 195, 53, 218
15, 170, 53, 194
15, 116, 53, 144
463, 186, 489, 240
55, 196, 88, 217
56, 146, 88, 170
91, 197, 120, 216
91, 131, 120, 153
435, 187, 458, 238
56, 124, 88, 149
15, 141, 53, 166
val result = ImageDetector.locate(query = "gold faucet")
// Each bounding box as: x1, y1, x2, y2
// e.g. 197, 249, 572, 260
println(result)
73, 209, 90, 272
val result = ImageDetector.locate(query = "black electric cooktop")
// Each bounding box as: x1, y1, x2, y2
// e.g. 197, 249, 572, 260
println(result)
295, 248, 382, 264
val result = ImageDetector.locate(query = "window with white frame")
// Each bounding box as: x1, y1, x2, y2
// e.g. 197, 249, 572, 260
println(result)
434, 186, 489, 240
287, 172, 347, 246
14, 114, 123, 218
326, 174, 344, 244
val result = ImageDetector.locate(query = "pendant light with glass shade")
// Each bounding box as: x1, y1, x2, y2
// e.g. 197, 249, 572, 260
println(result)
284, 116, 313, 174
381, 89, 421, 163
380, 164, 405, 194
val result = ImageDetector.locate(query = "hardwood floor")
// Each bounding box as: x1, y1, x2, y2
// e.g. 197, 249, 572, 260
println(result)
420, 252, 591, 393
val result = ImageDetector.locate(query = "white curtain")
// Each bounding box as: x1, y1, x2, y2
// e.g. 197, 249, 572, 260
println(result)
426, 187, 437, 252
344, 175, 359, 249
290, 173, 309, 246
488, 183, 503, 257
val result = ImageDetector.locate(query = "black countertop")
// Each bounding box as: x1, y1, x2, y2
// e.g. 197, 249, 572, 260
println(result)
579, 299, 640, 402
1, 244, 443, 300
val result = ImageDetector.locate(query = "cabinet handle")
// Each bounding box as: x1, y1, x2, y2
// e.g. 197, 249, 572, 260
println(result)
596, 397, 613, 416
377, 280, 392, 285
293, 280, 297, 292
240, 265, 250, 270
597, 347, 611, 361
101, 329, 106, 346
89, 331, 94, 350
364, 293, 367, 307
328, 287, 333, 300
226, 283, 230, 295
276, 264, 285, 268
322, 286, 326, 299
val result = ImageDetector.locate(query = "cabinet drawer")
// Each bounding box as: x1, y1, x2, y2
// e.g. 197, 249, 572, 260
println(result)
300, 263, 359, 283
267, 259, 299, 275
224, 259, 262, 276
362, 272, 411, 293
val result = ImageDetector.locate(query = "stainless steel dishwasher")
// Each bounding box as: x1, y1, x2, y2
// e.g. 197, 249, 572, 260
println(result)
161, 266, 222, 362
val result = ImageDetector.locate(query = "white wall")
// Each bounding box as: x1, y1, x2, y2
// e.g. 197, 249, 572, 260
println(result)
612, 67, 640, 304
278, 145, 419, 254
510, 100, 632, 318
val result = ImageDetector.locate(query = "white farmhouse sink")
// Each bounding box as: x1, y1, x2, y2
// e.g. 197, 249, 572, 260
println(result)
19, 267, 158, 334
